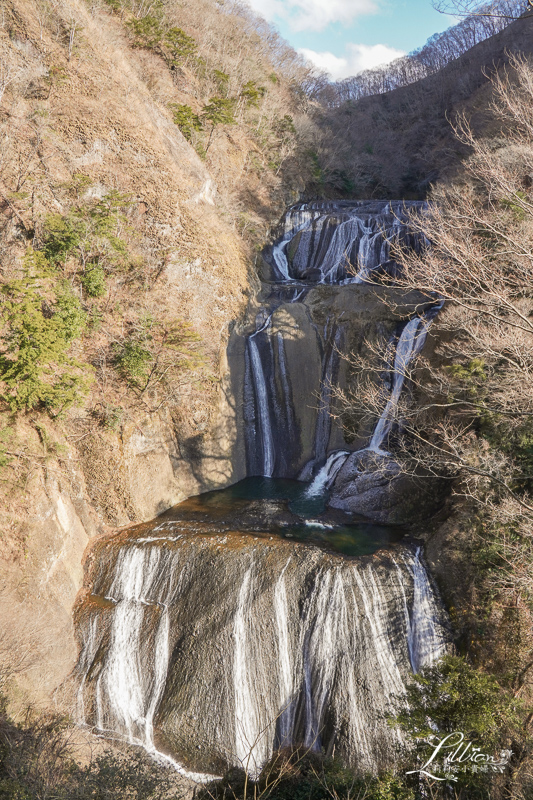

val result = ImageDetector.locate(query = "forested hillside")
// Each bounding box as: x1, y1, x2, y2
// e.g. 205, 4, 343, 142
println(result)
315, 3, 533, 197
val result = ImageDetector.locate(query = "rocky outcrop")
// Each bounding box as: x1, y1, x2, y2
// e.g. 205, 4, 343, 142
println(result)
329, 451, 447, 524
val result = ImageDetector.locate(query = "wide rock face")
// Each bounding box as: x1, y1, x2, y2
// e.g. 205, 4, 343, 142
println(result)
74, 512, 448, 776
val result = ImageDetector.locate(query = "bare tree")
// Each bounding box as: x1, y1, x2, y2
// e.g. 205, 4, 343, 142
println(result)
433, 0, 531, 19
0, 58, 20, 107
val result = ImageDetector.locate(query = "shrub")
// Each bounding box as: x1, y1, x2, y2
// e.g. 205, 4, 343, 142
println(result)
202, 97, 236, 153
212, 69, 230, 96
395, 656, 521, 744
42, 213, 84, 265
199, 749, 414, 800
0, 701, 183, 800
126, 14, 164, 49
112, 317, 207, 405
43, 191, 133, 272
113, 339, 152, 386
81, 266, 107, 297
164, 27, 197, 65
169, 103, 203, 142
202, 96, 236, 127
239, 80, 266, 108
392, 656, 527, 797
0, 252, 92, 416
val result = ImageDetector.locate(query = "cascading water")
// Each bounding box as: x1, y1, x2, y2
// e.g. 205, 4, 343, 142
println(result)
305, 450, 351, 497
72, 198, 450, 783
74, 528, 448, 776
244, 311, 298, 477
267, 200, 424, 284
243, 199, 431, 484
369, 315, 429, 454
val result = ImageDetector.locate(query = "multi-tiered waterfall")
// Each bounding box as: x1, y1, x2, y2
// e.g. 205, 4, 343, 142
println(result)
234, 200, 438, 512
73, 200, 449, 781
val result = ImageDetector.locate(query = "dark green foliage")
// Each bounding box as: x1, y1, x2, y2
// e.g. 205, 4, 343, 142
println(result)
307, 150, 324, 189
43, 190, 133, 271
445, 358, 487, 397
0, 251, 92, 416
239, 80, 266, 108
202, 97, 236, 153
113, 339, 152, 385
168, 103, 203, 142
0, 187, 139, 414
81, 266, 107, 297
202, 96, 236, 127
126, 14, 164, 49
42, 213, 84, 264
101, 0, 122, 11
395, 656, 520, 744
480, 413, 533, 494
61, 173, 93, 198
113, 316, 205, 395
199, 750, 414, 800
212, 69, 230, 96
329, 169, 357, 195
391, 656, 528, 797
164, 26, 197, 64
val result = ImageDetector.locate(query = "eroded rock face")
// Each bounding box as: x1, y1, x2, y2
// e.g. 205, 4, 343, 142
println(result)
73, 513, 448, 776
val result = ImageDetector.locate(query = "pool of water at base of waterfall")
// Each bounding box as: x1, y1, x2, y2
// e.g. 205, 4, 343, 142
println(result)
170, 476, 405, 557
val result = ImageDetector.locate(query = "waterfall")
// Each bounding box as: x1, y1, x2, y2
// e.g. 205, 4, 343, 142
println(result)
303, 307, 437, 494
406, 548, 448, 673
77, 545, 218, 782
73, 197, 449, 783
369, 315, 429, 454
233, 565, 267, 774
267, 200, 425, 284
244, 310, 299, 478
305, 450, 350, 496
274, 560, 295, 749
247, 330, 275, 478
75, 535, 449, 777
249, 200, 433, 485
270, 205, 321, 281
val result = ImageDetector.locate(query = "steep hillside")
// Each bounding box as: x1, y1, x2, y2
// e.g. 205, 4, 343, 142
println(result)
0, 0, 322, 706
317, 11, 533, 197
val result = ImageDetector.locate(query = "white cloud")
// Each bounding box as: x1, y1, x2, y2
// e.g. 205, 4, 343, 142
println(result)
298, 42, 405, 80
246, 0, 378, 32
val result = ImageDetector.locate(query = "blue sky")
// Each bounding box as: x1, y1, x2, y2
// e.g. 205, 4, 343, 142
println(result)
246, 0, 457, 79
